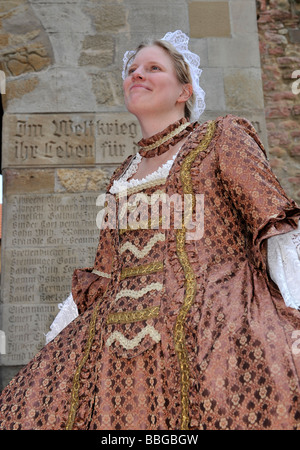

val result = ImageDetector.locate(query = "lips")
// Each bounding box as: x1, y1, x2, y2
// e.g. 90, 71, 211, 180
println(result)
130, 84, 151, 91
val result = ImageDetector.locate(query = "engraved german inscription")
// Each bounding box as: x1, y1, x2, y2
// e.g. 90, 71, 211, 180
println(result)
3, 113, 140, 168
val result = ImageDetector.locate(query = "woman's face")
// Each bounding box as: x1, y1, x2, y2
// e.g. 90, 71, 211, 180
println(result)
123, 45, 188, 118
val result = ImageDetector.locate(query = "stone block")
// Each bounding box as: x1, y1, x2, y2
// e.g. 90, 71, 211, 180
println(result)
56, 168, 112, 193
5, 67, 97, 114
0, 2, 53, 74
4, 169, 55, 195
265, 105, 291, 119
0, 34, 9, 47
2, 112, 141, 168
288, 28, 300, 44
124, 0, 188, 38
4, 45, 51, 76
207, 37, 261, 68
81, 34, 114, 52
277, 56, 300, 68
28, 52, 51, 71
5, 77, 40, 105
224, 68, 265, 110
79, 52, 114, 69
30, 3, 91, 34
292, 105, 300, 118
230, 0, 258, 36
281, 119, 299, 130
269, 146, 288, 158
270, 157, 286, 170
189, 1, 231, 38
91, 71, 124, 106
268, 46, 285, 56
264, 31, 288, 44
200, 68, 226, 112
46, 32, 86, 67
88, 2, 127, 33
290, 145, 300, 156
6, 59, 32, 76
0, 1, 24, 13
2, 3, 44, 35
189, 38, 209, 68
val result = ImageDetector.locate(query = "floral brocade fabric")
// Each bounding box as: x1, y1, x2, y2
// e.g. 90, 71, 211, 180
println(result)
1, 115, 300, 430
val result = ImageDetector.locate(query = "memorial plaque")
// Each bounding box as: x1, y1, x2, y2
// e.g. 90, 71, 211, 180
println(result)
1, 192, 103, 365
1, 111, 141, 368
2, 112, 140, 168
1, 304, 58, 365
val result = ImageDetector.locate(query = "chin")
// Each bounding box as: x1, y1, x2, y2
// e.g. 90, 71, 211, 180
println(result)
125, 101, 153, 118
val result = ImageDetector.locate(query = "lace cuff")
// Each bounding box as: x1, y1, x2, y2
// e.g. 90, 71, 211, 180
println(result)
267, 221, 300, 310
45, 293, 79, 344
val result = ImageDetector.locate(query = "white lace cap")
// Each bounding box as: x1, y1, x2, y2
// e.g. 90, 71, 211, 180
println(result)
122, 30, 206, 122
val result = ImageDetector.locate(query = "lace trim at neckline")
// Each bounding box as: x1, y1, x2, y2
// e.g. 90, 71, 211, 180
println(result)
109, 151, 179, 194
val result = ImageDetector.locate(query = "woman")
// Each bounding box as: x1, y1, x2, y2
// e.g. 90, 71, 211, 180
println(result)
0, 30, 300, 430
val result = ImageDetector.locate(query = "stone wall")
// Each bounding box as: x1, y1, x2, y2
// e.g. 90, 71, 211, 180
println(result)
257, 0, 300, 203
0, 0, 269, 389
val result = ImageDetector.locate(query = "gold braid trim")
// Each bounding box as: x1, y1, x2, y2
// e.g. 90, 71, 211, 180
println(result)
141, 122, 191, 152
92, 269, 111, 278
119, 216, 163, 234
174, 120, 216, 430
107, 305, 160, 324
115, 282, 163, 302
120, 234, 165, 258
66, 302, 100, 430
120, 261, 164, 280
105, 325, 161, 350
116, 179, 167, 199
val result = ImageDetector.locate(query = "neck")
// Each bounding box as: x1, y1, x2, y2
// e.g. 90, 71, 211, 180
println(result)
137, 111, 186, 138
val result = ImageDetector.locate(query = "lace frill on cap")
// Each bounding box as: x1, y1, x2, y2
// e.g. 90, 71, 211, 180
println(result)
138, 117, 196, 158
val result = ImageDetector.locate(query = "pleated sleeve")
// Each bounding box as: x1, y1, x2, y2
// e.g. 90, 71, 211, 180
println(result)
215, 115, 300, 280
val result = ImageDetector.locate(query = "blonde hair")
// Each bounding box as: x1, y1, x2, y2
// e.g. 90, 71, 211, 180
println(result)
125, 39, 195, 121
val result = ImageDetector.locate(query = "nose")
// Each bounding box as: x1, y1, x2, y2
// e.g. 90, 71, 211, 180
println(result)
131, 67, 145, 80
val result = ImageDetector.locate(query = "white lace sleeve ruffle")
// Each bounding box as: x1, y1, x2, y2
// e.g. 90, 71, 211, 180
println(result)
45, 293, 79, 344
267, 221, 300, 310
